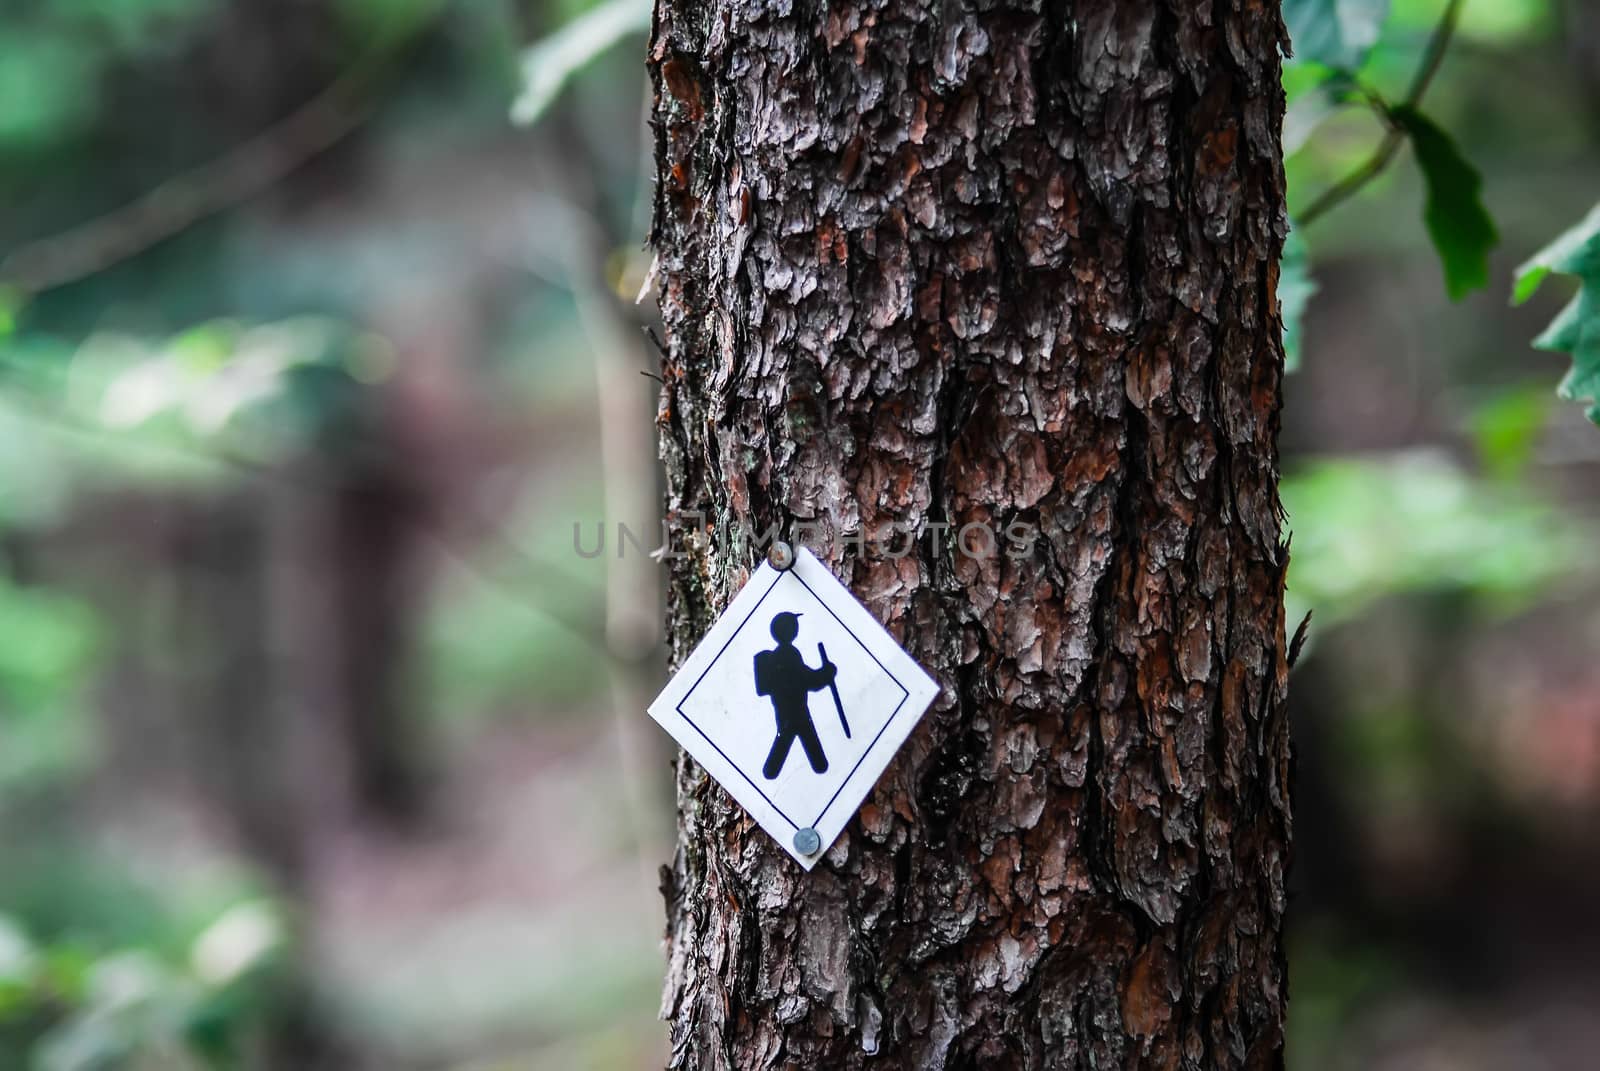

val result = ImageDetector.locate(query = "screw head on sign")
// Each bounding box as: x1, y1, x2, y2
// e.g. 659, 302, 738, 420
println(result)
793, 827, 822, 856
767, 541, 795, 571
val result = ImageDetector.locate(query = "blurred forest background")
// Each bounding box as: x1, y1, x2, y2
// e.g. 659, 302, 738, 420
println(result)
0, 0, 1595, 1067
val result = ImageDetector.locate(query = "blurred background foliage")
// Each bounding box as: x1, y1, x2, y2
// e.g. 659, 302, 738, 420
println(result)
0, 0, 1596, 1067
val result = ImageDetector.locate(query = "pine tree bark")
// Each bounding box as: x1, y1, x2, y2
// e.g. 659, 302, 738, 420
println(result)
647, 2, 1292, 1068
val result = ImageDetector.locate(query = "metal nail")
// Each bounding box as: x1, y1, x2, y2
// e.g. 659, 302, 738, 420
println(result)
768, 541, 795, 571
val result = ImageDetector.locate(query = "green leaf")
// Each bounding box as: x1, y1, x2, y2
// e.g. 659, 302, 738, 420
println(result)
510, 0, 651, 127
0, 915, 36, 986
1469, 384, 1551, 479
1390, 105, 1498, 301
0, 288, 20, 340
0, 29, 102, 149
1512, 204, 1600, 425
1282, 67, 1361, 155
1512, 202, 1600, 305
1284, 0, 1392, 70
1280, 227, 1317, 373
1281, 451, 1595, 631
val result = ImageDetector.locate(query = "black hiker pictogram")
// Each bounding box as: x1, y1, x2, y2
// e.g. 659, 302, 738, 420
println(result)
753, 611, 841, 779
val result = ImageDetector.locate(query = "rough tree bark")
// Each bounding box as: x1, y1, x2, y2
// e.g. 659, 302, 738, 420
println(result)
647, 1, 1292, 1067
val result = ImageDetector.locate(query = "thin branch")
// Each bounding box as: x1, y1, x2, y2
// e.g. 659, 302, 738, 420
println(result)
1296, 0, 1465, 228
1294, 126, 1407, 227
0, 7, 445, 296
1401, 0, 1466, 104
0, 382, 612, 656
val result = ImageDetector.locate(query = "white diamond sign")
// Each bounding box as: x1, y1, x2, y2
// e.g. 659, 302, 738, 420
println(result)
648, 546, 940, 869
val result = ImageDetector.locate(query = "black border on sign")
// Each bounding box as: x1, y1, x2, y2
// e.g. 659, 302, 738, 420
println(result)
675, 565, 912, 833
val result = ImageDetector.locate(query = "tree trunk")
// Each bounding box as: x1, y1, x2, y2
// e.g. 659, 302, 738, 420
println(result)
647, 1, 1292, 1067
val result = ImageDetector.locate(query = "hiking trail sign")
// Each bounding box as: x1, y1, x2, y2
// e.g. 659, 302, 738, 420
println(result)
647, 545, 940, 869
